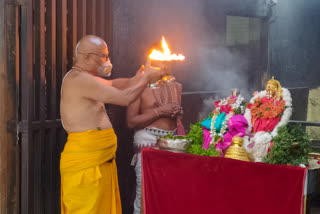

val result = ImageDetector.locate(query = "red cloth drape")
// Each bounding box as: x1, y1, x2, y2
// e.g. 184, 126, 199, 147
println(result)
142, 149, 306, 214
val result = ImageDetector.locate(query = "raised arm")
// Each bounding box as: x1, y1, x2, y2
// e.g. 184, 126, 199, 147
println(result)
110, 78, 132, 90
110, 65, 150, 90
72, 66, 160, 106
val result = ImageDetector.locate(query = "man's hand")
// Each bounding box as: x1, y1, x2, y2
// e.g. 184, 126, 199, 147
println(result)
111, 65, 145, 90
157, 104, 181, 118
135, 65, 145, 77
144, 65, 163, 84
129, 65, 162, 88
143, 58, 169, 85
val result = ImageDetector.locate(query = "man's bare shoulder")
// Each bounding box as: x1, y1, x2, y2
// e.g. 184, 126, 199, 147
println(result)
174, 82, 182, 91
62, 70, 100, 101
63, 70, 111, 92
63, 70, 94, 86
175, 81, 182, 87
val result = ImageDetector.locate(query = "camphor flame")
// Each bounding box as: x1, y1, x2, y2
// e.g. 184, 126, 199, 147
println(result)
148, 37, 185, 61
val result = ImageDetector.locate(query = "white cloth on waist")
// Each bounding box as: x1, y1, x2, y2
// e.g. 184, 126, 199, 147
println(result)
131, 127, 176, 165
132, 127, 175, 214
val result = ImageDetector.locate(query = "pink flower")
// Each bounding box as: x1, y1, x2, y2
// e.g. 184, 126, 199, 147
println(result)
220, 105, 232, 114
214, 101, 220, 108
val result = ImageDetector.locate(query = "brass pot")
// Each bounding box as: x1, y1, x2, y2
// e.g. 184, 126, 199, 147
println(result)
225, 136, 250, 161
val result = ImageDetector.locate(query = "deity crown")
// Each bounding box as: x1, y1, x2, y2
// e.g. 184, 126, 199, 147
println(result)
267, 76, 280, 88
266, 76, 282, 99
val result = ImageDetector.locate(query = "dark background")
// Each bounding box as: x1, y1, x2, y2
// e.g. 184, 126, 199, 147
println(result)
111, 0, 320, 212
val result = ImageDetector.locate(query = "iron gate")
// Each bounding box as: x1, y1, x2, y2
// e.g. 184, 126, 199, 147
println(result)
7, 0, 112, 213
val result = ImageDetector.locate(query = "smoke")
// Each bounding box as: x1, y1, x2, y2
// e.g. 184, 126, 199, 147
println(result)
129, 0, 252, 94
198, 97, 218, 120
193, 46, 250, 94
126, 0, 258, 121
119, 0, 258, 118
198, 87, 252, 121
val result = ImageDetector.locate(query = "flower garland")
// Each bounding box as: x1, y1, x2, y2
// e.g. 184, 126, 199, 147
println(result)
250, 97, 286, 120
209, 95, 244, 145
232, 95, 244, 110
209, 111, 219, 143
243, 88, 292, 161
244, 87, 292, 137
214, 95, 245, 113
220, 113, 233, 136
209, 110, 234, 145
270, 88, 292, 137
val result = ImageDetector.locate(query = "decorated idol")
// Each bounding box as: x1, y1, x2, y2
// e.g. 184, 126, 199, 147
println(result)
201, 89, 248, 156
243, 77, 292, 162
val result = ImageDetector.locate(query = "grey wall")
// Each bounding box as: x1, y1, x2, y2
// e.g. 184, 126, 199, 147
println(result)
268, 0, 320, 122
269, 0, 320, 88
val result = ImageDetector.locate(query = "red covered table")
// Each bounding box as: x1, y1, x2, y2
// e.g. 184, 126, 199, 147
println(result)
142, 149, 307, 214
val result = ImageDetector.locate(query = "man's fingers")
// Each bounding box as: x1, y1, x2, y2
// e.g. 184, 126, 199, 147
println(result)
145, 59, 151, 67
136, 65, 145, 75
139, 65, 145, 72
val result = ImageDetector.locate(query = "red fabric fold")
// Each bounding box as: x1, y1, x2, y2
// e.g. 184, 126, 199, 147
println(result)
142, 149, 306, 214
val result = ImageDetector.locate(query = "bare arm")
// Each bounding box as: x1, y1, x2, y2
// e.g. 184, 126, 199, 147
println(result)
94, 76, 137, 90
127, 99, 182, 129
127, 81, 184, 129
127, 97, 160, 129
73, 69, 151, 106
176, 82, 182, 105
111, 78, 134, 90
96, 68, 140, 90
176, 83, 183, 119
110, 65, 150, 90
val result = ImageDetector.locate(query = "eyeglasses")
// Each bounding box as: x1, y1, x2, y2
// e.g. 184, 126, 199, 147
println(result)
78, 52, 109, 61
87, 53, 109, 61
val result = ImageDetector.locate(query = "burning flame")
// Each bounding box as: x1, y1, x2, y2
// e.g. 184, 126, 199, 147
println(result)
148, 37, 185, 61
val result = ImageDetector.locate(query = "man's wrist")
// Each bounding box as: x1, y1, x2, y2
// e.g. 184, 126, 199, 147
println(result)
131, 74, 139, 84
142, 72, 151, 85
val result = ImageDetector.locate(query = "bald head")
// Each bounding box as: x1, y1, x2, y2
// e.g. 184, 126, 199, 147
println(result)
75, 35, 108, 59
73, 35, 112, 76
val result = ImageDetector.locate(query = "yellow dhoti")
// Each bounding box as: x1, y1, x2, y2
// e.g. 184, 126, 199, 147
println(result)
60, 129, 122, 214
